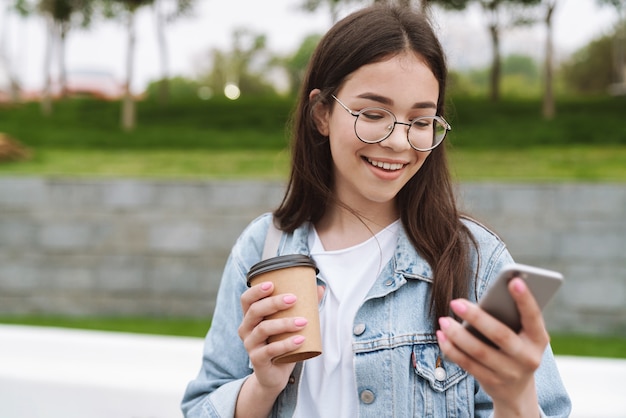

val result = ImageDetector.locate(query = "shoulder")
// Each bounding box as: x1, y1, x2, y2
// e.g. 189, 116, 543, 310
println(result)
229, 213, 274, 270
460, 216, 514, 297
231, 213, 312, 269
460, 215, 504, 245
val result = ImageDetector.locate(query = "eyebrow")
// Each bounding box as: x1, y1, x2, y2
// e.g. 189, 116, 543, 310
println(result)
356, 92, 437, 110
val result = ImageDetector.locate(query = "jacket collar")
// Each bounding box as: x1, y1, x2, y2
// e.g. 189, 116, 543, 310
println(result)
284, 220, 433, 284
393, 225, 434, 283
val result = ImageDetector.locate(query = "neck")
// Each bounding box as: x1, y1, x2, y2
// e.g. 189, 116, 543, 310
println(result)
314, 201, 399, 251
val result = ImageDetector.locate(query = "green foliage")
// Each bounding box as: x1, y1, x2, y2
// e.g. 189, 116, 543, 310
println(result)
447, 95, 626, 148
144, 77, 201, 100
278, 33, 322, 95
596, 0, 626, 10
198, 28, 277, 98
2, 95, 625, 153
1, 96, 295, 150
560, 33, 616, 94
11, 0, 32, 16
450, 54, 541, 97
503, 54, 539, 79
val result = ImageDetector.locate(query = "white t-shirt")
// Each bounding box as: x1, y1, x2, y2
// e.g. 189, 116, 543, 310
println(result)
293, 220, 400, 417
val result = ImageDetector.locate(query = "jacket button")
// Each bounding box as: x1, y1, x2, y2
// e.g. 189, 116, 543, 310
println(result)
288, 375, 296, 384
353, 323, 366, 335
360, 389, 375, 404
384, 279, 394, 286
434, 366, 447, 381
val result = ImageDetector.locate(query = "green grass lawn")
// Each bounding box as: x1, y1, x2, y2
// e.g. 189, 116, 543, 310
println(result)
1, 145, 625, 182
0, 315, 211, 338
1, 315, 624, 359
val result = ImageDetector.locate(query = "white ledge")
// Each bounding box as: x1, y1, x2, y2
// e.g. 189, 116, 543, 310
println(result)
1, 324, 624, 418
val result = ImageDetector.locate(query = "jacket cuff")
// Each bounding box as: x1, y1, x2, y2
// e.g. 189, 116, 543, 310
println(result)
199, 377, 249, 418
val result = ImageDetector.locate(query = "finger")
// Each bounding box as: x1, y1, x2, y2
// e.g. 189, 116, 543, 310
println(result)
238, 293, 297, 340
244, 316, 309, 353
438, 315, 507, 372
240, 281, 274, 314
250, 334, 307, 367
508, 278, 549, 346
449, 299, 519, 351
317, 285, 325, 303
436, 325, 503, 387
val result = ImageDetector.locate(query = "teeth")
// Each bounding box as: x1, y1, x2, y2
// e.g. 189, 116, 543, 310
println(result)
367, 158, 404, 171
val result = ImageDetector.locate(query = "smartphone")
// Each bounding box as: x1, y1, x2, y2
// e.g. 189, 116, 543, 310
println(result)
463, 263, 564, 347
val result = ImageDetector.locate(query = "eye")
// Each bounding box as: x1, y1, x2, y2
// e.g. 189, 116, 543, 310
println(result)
411, 118, 432, 129
359, 108, 389, 121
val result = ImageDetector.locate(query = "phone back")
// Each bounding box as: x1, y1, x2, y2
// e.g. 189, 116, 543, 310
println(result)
480, 263, 564, 333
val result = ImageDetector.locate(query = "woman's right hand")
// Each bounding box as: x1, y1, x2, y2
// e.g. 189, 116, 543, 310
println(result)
237, 281, 307, 394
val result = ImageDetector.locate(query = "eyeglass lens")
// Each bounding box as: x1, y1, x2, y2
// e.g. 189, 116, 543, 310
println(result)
356, 108, 446, 150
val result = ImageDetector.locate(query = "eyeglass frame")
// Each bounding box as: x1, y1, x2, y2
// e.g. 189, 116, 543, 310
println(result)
330, 94, 451, 152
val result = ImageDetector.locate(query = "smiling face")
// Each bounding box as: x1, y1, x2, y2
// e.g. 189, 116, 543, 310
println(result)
312, 52, 440, 216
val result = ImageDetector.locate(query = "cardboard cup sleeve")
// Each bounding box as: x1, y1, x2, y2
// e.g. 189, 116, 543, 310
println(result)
247, 254, 322, 363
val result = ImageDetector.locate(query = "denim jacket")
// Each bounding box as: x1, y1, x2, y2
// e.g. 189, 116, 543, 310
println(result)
182, 213, 571, 417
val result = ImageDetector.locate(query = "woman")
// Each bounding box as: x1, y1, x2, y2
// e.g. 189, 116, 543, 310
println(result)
182, 4, 571, 417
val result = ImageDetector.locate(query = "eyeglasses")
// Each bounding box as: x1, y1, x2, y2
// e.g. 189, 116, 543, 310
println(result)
331, 95, 451, 152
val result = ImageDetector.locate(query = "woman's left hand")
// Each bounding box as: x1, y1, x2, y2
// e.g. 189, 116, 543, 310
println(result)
436, 277, 549, 418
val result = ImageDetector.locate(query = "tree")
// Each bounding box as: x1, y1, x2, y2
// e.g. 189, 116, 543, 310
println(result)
597, 0, 626, 92
199, 28, 276, 98
104, 0, 152, 131
541, 0, 556, 119
272, 33, 321, 96
301, 0, 435, 20
36, 0, 95, 115
432, 0, 540, 101
1, 0, 30, 102
560, 33, 615, 94
152, 0, 193, 106
301, 0, 344, 23
478, 0, 541, 101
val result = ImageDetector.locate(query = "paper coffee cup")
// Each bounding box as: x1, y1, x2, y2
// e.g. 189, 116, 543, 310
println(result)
247, 254, 322, 364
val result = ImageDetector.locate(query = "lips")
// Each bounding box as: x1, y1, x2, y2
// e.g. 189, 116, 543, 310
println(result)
366, 157, 405, 171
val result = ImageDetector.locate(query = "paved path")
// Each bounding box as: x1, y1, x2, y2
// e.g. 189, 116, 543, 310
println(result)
1, 324, 625, 417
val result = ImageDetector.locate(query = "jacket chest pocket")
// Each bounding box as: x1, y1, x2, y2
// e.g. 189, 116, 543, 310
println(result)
411, 343, 472, 418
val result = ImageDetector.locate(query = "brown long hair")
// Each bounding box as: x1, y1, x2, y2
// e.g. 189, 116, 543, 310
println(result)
273, 5, 477, 327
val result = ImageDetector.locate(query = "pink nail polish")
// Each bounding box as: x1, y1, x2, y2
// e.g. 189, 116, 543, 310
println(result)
261, 282, 272, 291
293, 336, 305, 345
294, 318, 308, 327
438, 317, 450, 330
283, 295, 297, 304
513, 279, 526, 294
450, 299, 467, 314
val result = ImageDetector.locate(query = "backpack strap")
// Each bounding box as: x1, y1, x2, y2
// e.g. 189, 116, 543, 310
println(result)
262, 217, 282, 260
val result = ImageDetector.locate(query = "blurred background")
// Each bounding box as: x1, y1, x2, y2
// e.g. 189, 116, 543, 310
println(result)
1, 1, 625, 417
1, 0, 625, 361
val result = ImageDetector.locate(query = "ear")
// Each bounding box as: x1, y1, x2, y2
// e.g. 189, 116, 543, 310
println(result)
309, 89, 330, 137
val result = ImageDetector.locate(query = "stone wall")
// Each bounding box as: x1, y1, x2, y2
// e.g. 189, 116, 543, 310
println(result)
0, 177, 624, 335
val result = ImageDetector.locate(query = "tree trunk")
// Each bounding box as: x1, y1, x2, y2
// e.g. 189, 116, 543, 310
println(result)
488, 23, 501, 102
542, 1, 556, 120
614, 9, 625, 87
122, 10, 137, 132
41, 16, 55, 116
155, 0, 170, 106
0, 9, 21, 102
59, 22, 69, 98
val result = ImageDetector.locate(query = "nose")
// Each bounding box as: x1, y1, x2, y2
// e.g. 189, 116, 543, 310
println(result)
380, 121, 412, 151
